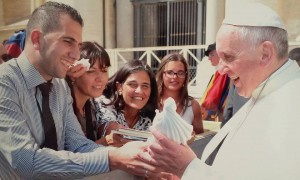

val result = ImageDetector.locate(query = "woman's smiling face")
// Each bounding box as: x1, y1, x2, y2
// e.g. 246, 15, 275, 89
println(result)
117, 70, 151, 110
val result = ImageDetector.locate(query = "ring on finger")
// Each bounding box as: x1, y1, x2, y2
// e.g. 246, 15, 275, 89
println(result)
145, 170, 148, 177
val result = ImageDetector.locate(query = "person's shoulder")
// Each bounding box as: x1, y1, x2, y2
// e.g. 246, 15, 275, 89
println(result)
0, 59, 20, 82
0, 57, 17, 70
190, 99, 201, 110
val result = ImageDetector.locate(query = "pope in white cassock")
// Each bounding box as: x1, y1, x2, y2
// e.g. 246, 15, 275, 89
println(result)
140, 2, 300, 180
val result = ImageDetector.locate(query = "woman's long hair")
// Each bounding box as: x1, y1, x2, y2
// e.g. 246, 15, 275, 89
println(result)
66, 41, 111, 140
156, 53, 193, 113
102, 60, 158, 120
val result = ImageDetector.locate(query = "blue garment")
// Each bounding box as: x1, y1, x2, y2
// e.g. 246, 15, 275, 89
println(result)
4, 29, 26, 58
0, 53, 109, 179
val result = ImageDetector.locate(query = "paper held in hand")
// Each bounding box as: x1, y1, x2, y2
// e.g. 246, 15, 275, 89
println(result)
73, 58, 91, 70
111, 129, 151, 141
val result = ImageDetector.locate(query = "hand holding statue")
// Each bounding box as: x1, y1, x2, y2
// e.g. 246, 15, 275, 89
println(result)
109, 140, 173, 179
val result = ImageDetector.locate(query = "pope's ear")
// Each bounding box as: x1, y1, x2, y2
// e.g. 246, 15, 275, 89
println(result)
260, 41, 274, 66
30, 29, 42, 50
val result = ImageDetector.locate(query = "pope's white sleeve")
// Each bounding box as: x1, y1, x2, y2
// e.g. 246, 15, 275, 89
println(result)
181, 158, 221, 180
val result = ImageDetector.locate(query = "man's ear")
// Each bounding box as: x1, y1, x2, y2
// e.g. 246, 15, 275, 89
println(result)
260, 41, 274, 66
30, 29, 42, 50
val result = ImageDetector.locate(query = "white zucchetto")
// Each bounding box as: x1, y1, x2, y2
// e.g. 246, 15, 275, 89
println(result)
223, 3, 286, 31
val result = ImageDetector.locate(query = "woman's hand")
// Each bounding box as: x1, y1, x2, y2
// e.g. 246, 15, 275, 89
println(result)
96, 122, 131, 147
105, 122, 125, 135
67, 64, 86, 79
109, 133, 131, 147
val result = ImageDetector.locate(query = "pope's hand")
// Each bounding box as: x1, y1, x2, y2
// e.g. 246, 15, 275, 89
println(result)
139, 129, 197, 178
108, 141, 172, 179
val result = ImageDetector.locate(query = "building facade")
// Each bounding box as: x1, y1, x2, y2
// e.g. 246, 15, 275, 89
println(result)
0, 0, 299, 97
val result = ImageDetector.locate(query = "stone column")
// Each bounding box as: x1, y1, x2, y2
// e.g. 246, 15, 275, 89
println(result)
0, 0, 4, 26
205, 0, 225, 44
51, 0, 104, 44
31, 0, 45, 12
104, 0, 116, 48
116, 0, 134, 48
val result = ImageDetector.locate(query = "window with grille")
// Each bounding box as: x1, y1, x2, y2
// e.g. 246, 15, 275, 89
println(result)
132, 0, 206, 81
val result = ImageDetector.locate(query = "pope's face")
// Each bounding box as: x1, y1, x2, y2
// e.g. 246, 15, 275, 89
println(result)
216, 25, 263, 98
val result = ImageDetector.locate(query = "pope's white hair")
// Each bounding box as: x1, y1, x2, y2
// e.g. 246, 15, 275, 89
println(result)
233, 26, 288, 59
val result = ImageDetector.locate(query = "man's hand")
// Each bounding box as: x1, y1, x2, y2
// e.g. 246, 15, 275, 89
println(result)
108, 141, 172, 179
139, 129, 197, 178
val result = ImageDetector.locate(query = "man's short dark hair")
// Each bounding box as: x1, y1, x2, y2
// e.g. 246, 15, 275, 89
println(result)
205, 43, 216, 56
289, 47, 300, 61
26, 1, 83, 40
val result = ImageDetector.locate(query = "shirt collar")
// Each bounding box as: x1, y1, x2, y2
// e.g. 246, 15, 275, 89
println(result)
17, 52, 47, 90
252, 59, 300, 100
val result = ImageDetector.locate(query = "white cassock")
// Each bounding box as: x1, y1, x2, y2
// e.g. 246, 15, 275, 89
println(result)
183, 60, 300, 180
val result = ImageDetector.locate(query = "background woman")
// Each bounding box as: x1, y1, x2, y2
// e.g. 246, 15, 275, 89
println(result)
156, 53, 204, 134
96, 60, 158, 140
66, 41, 121, 145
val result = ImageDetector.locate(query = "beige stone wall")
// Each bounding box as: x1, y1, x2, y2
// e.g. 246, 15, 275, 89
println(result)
0, 0, 43, 41
206, 0, 225, 44
1, 0, 299, 46
104, 0, 116, 48
2, 1, 31, 25
225, 0, 300, 43
116, 0, 134, 48
50, 0, 104, 45
0, 0, 3, 27
282, 0, 300, 42
0, 0, 28, 40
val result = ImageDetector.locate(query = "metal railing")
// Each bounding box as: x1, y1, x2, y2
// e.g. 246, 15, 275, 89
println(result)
106, 45, 208, 98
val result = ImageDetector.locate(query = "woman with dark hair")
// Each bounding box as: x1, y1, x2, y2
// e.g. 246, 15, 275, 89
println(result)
156, 53, 204, 134
96, 59, 158, 140
66, 41, 112, 142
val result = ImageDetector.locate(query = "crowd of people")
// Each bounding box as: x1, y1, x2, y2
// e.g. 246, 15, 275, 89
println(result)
0, 1, 300, 179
